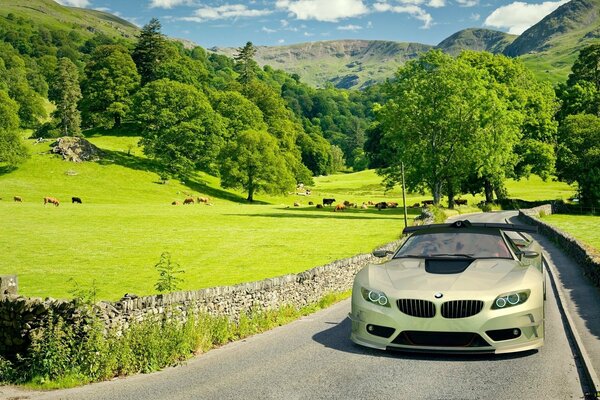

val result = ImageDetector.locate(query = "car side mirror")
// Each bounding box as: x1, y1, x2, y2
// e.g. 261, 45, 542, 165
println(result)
519, 250, 539, 260
372, 250, 393, 258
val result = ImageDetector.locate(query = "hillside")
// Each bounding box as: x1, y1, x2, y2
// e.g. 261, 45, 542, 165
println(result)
0, 0, 138, 40
436, 28, 517, 56
210, 40, 433, 89
504, 0, 600, 83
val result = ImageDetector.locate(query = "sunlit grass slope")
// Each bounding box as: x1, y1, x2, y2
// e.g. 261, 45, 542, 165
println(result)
540, 214, 600, 251
0, 132, 576, 301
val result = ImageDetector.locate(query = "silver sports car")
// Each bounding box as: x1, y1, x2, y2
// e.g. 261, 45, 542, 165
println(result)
349, 220, 545, 354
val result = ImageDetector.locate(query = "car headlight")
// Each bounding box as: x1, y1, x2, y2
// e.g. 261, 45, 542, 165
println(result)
492, 290, 530, 309
361, 287, 391, 307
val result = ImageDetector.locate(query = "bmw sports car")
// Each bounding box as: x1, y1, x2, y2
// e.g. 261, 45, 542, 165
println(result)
349, 220, 545, 354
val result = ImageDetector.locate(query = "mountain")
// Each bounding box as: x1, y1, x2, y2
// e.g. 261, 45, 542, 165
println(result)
0, 0, 139, 40
436, 28, 517, 56
504, 0, 600, 83
210, 40, 433, 89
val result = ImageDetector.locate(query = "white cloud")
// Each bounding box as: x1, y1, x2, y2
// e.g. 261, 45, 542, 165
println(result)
94, 7, 110, 11
55, 0, 91, 7
304, 31, 315, 36
278, 39, 285, 43
470, 12, 480, 20
180, 4, 272, 22
149, 0, 193, 8
428, 0, 446, 7
262, 26, 277, 33
455, 0, 478, 6
337, 24, 363, 30
374, 2, 432, 28
280, 19, 289, 27
484, 0, 568, 34
276, 0, 369, 22
367, 20, 373, 28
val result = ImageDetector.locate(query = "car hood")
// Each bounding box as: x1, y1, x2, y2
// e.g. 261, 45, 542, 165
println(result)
378, 258, 526, 292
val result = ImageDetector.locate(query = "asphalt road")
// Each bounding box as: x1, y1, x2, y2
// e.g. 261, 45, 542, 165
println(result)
1, 211, 588, 400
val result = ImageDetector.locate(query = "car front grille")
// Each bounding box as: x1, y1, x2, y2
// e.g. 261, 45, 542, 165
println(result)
396, 299, 436, 318
441, 300, 484, 318
392, 331, 490, 347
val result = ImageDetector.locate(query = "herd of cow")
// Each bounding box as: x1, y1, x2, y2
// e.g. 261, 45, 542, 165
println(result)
314, 198, 467, 211
171, 196, 212, 206
11, 196, 83, 206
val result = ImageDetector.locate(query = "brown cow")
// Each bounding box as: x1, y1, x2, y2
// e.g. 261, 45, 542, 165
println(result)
197, 196, 210, 203
411, 203, 420, 208
13, 196, 22, 202
375, 201, 387, 210
387, 201, 398, 208
44, 196, 59, 207
316, 204, 323, 209
422, 200, 435, 206
172, 201, 180, 205
334, 203, 346, 212
455, 199, 468, 206
293, 202, 300, 207
183, 197, 195, 205
361, 203, 368, 209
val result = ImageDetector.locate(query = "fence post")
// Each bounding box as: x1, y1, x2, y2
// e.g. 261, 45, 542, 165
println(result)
0, 275, 18, 295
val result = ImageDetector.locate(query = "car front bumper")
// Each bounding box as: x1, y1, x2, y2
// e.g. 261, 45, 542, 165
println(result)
349, 294, 544, 354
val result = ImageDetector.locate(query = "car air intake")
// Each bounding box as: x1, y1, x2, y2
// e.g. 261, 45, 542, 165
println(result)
441, 300, 484, 318
396, 299, 436, 318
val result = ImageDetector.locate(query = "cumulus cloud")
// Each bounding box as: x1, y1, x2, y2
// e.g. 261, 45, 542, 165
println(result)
180, 4, 272, 22
262, 26, 277, 33
484, 0, 568, 34
374, 2, 432, 28
455, 0, 478, 6
428, 0, 446, 7
337, 24, 363, 30
276, 0, 369, 22
55, 0, 91, 7
149, 0, 194, 8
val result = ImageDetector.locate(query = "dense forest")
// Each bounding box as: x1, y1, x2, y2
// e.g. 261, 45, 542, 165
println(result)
0, 9, 598, 206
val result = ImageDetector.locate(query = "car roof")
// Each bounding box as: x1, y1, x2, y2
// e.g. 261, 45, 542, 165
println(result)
402, 220, 538, 235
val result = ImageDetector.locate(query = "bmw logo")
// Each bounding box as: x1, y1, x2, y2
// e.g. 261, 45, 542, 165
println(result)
434, 293, 443, 299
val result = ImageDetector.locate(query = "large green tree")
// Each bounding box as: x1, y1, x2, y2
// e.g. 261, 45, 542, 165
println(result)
133, 79, 226, 176
48, 58, 82, 136
234, 41, 258, 85
556, 114, 600, 207
0, 90, 28, 167
132, 18, 168, 86
218, 129, 295, 202
81, 45, 140, 128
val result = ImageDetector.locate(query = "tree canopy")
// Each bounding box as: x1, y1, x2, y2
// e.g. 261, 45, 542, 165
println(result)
48, 57, 82, 137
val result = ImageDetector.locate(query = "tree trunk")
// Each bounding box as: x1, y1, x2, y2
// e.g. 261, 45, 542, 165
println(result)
114, 114, 121, 128
484, 179, 494, 203
447, 178, 455, 209
432, 181, 442, 205
247, 175, 254, 202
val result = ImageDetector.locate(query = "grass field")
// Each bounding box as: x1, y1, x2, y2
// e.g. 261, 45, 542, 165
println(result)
0, 132, 576, 300
540, 214, 600, 252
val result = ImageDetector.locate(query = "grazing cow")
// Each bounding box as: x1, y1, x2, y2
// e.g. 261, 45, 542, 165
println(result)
343, 200, 351, 206
334, 203, 346, 212
183, 197, 195, 205
455, 199, 468, 206
422, 200, 435, 206
172, 201, 180, 205
316, 204, 323, 209
411, 203, 420, 208
367, 201, 374, 206
197, 196, 210, 203
322, 198, 336, 206
13, 196, 22, 202
72, 197, 82, 204
308, 201, 314, 205
387, 201, 398, 208
44, 196, 59, 207
361, 203, 368, 209
294, 202, 300, 207
375, 201, 387, 210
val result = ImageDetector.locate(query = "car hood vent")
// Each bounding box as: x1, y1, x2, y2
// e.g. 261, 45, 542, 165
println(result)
425, 259, 473, 274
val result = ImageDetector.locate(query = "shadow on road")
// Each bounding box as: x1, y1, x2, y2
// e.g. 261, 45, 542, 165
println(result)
312, 317, 537, 362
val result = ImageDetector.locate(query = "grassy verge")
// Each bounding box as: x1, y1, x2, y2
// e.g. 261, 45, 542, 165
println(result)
0, 290, 350, 389
540, 214, 600, 252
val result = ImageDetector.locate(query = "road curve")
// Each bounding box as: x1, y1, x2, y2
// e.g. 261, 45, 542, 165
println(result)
1, 212, 587, 400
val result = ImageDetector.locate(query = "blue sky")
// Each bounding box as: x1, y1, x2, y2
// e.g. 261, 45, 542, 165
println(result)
55, 0, 569, 48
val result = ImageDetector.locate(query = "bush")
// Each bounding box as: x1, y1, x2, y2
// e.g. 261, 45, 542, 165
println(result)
478, 202, 493, 212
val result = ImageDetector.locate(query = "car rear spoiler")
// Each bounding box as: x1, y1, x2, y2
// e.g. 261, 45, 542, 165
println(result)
403, 220, 538, 234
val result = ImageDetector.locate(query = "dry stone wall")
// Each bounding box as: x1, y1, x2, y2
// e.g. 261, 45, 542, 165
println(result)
0, 239, 404, 359
519, 205, 600, 286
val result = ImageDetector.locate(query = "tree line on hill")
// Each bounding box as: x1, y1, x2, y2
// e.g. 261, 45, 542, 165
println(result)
0, 11, 598, 206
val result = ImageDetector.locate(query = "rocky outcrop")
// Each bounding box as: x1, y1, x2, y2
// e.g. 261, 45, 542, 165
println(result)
51, 136, 101, 162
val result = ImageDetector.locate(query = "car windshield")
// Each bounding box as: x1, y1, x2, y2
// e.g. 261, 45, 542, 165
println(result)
395, 231, 512, 259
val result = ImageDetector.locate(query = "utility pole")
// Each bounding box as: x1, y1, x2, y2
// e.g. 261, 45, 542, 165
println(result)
401, 162, 408, 228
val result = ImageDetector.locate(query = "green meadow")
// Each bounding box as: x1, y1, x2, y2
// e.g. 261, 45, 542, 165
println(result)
540, 214, 600, 252
0, 132, 576, 301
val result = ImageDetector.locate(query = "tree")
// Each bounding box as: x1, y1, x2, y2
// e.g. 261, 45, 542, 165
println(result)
557, 44, 600, 120
133, 79, 226, 176
234, 41, 258, 85
556, 114, 600, 207
81, 45, 140, 128
218, 129, 295, 202
211, 90, 267, 136
132, 18, 168, 86
48, 58, 82, 136
0, 90, 28, 167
